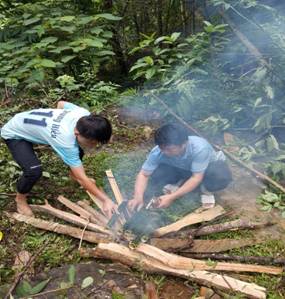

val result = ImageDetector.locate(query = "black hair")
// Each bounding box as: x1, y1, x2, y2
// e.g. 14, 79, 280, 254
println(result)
154, 123, 188, 147
76, 114, 112, 144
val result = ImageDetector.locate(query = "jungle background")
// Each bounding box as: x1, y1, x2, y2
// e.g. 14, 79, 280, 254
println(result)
0, 0, 285, 298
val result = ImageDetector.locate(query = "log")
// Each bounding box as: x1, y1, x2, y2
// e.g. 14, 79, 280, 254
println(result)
106, 169, 123, 205
179, 253, 285, 266
77, 200, 108, 226
57, 195, 98, 223
149, 237, 193, 252
86, 191, 104, 213
6, 212, 112, 243
188, 219, 273, 237
30, 201, 112, 236
135, 243, 283, 275
181, 239, 265, 253
80, 243, 266, 299
153, 205, 225, 237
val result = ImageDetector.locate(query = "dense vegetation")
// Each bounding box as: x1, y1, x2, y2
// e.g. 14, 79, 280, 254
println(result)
0, 0, 285, 297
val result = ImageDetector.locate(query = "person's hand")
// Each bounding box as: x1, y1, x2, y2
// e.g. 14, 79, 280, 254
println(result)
102, 199, 118, 219
154, 194, 174, 209
128, 198, 144, 212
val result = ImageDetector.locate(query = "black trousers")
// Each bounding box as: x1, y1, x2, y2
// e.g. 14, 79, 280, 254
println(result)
4, 139, 84, 194
149, 160, 232, 195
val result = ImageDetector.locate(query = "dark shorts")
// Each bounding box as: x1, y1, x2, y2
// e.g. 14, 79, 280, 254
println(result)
150, 160, 232, 193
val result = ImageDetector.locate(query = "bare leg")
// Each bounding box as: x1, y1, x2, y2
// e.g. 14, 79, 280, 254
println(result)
15, 193, 34, 216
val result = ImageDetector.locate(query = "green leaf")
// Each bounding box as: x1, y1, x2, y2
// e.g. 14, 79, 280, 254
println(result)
266, 134, 279, 152
16, 280, 32, 297
30, 279, 51, 295
42, 171, 51, 178
60, 16, 76, 22
77, 16, 94, 25
39, 59, 57, 68
170, 32, 181, 42
83, 38, 104, 48
68, 265, 76, 285
23, 17, 41, 26
96, 50, 115, 56
81, 276, 94, 289
40, 37, 58, 44
95, 13, 122, 21
145, 68, 156, 79
60, 26, 76, 33
61, 55, 76, 63
144, 56, 154, 65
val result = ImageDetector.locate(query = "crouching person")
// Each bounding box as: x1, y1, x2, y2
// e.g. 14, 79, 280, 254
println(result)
128, 123, 232, 211
1, 101, 117, 218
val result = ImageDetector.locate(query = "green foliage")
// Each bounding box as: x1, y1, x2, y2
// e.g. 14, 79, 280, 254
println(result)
15, 278, 50, 297
257, 190, 285, 217
129, 22, 227, 80
0, 1, 119, 89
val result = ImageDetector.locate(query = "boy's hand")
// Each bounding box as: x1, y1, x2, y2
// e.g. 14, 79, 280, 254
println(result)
154, 194, 174, 209
128, 198, 144, 212
102, 199, 118, 219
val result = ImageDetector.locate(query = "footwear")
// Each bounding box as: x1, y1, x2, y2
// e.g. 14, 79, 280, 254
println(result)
201, 194, 215, 209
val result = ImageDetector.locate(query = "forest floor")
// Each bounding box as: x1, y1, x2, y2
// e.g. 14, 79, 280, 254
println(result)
0, 106, 284, 299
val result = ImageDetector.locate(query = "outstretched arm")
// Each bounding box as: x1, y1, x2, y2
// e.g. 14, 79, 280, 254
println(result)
128, 170, 150, 211
155, 172, 204, 208
70, 165, 117, 218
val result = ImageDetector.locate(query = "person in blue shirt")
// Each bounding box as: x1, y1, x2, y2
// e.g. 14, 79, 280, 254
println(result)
128, 123, 232, 211
1, 101, 118, 218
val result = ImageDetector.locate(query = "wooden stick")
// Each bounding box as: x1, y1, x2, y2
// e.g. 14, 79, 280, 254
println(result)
135, 243, 283, 275
180, 238, 265, 253
151, 93, 285, 194
105, 169, 124, 205
180, 253, 285, 266
80, 243, 266, 299
77, 200, 108, 226
7, 212, 112, 244
153, 205, 225, 237
30, 201, 112, 235
86, 191, 104, 212
57, 195, 98, 223
187, 219, 273, 237
149, 236, 193, 252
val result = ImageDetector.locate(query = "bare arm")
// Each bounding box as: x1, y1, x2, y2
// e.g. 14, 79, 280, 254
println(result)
128, 170, 150, 211
156, 172, 204, 208
70, 165, 117, 218
57, 100, 67, 109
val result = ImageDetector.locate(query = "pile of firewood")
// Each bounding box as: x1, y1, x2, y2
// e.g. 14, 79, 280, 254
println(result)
7, 170, 284, 299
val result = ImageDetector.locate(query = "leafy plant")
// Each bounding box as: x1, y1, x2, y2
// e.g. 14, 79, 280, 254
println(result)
0, 1, 120, 89
256, 190, 285, 217
129, 22, 227, 81
15, 278, 50, 297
